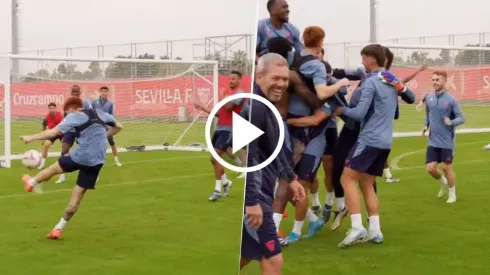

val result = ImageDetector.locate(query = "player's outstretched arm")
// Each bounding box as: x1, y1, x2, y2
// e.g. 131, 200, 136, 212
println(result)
289, 70, 323, 108
401, 64, 428, 84
21, 128, 62, 143
449, 99, 465, 127
332, 68, 364, 81
399, 87, 416, 104
287, 106, 330, 127
98, 110, 123, 137
316, 80, 350, 100
339, 80, 375, 121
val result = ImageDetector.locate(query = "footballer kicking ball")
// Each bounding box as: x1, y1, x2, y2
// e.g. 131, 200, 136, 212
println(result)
22, 150, 41, 169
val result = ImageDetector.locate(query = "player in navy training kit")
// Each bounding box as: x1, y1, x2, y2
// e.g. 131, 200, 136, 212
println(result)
56, 85, 93, 184
423, 70, 465, 203
92, 86, 122, 167
241, 53, 305, 275
334, 44, 415, 248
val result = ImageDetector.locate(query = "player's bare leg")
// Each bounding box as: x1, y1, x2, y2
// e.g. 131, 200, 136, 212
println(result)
273, 179, 291, 246
110, 144, 122, 167
226, 147, 245, 178
359, 173, 383, 243
259, 254, 284, 275
56, 142, 71, 184
22, 161, 64, 193
47, 185, 87, 240
338, 167, 368, 248
209, 149, 232, 201
310, 176, 321, 215
383, 161, 399, 183
39, 140, 53, 169
441, 163, 456, 203
426, 162, 448, 198
320, 155, 334, 221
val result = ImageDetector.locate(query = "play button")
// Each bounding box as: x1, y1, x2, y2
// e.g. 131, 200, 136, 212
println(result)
204, 92, 285, 173
231, 112, 264, 154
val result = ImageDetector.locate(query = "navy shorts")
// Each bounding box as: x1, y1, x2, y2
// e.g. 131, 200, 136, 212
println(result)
426, 146, 454, 164
58, 155, 103, 189
323, 127, 338, 156
48, 135, 63, 144
211, 130, 232, 151
62, 131, 78, 146
107, 136, 115, 146
295, 153, 322, 182
345, 143, 391, 177
241, 213, 281, 261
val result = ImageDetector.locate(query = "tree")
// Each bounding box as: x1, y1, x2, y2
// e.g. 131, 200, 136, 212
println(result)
231, 50, 248, 74
454, 43, 490, 66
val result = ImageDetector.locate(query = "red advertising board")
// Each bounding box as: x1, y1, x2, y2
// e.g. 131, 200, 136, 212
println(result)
1, 67, 490, 117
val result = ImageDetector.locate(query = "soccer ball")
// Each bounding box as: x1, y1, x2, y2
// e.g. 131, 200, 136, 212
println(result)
22, 150, 41, 169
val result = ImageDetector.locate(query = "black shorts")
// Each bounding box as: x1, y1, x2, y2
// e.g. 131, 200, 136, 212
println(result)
295, 154, 322, 182
241, 213, 281, 261
48, 135, 63, 144
323, 127, 338, 156
426, 146, 454, 164
345, 143, 391, 177
211, 130, 232, 151
58, 155, 103, 189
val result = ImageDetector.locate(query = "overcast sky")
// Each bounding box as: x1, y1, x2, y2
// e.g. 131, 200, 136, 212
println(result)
0, 0, 257, 59
258, 0, 490, 66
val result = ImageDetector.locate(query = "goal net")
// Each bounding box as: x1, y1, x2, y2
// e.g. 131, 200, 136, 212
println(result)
0, 54, 219, 168
345, 43, 490, 137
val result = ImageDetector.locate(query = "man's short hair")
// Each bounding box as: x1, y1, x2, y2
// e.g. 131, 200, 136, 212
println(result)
71, 85, 81, 92
303, 26, 325, 48
267, 0, 276, 12
230, 70, 242, 78
48, 102, 56, 108
382, 46, 394, 70
100, 86, 109, 92
267, 37, 293, 60
256, 53, 289, 74
360, 44, 386, 67
433, 70, 447, 79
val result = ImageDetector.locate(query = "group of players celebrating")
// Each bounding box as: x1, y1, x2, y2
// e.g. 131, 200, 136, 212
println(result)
20, 84, 123, 239
241, 0, 466, 274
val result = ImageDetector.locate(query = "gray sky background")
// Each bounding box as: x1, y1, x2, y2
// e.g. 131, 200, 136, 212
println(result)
258, 0, 490, 66
0, 0, 257, 58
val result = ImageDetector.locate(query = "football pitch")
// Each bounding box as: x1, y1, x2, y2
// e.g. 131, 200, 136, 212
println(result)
243, 132, 490, 275
0, 122, 244, 274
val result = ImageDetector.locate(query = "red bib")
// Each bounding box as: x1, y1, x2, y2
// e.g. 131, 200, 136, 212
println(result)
217, 89, 244, 126
45, 112, 63, 129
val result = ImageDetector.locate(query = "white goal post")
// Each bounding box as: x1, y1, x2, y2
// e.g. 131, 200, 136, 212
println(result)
345, 43, 490, 138
0, 54, 219, 168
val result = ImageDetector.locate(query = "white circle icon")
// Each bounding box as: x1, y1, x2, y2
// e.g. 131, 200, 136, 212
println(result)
205, 92, 285, 173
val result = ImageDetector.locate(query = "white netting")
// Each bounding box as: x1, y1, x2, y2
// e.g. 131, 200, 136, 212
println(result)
345, 44, 490, 137
0, 55, 219, 167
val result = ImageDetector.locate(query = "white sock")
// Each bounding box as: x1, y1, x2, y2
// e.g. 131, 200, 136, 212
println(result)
292, 220, 304, 235
350, 213, 363, 230
221, 174, 228, 184
311, 192, 320, 207
449, 186, 456, 196
368, 215, 380, 233
214, 180, 221, 192
234, 156, 243, 166
40, 158, 46, 167
440, 175, 448, 185
306, 209, 319, 223
384, 168, 392, 179
273, 213, 283, 232
325, 192, 334, 206
28, 178, 37, 186
336, 197, 345, 211
114, 156, 119, 162
55, 217, 68, 230
59, 174, 65, 181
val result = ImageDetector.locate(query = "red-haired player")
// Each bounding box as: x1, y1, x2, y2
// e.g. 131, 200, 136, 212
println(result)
38, 102, 64, 169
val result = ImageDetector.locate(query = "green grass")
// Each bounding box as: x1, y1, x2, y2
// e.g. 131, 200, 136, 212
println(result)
0, 150, 243, 274
242, 133, 490, 275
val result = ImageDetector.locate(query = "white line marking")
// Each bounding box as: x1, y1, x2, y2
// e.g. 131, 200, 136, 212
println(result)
0, 172, 215, 200
391, 140, 489, 170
